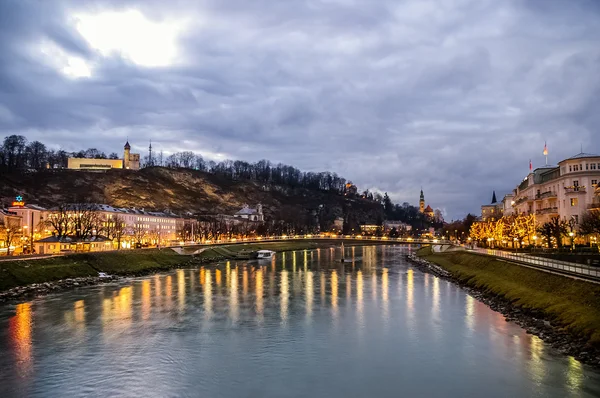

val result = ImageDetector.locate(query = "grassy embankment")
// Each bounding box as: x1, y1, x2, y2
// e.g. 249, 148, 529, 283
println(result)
417, 246, 600, 346
0, 240, 374, 291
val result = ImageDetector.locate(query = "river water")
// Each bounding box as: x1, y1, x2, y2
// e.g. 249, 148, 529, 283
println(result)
1, 245, 599, 397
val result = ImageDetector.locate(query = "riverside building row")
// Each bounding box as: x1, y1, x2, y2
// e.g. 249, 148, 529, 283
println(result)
4, 203, 188, 254
482, 152, 600, 228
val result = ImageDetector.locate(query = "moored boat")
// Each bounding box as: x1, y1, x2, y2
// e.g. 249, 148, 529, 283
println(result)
255, 250, 276, 260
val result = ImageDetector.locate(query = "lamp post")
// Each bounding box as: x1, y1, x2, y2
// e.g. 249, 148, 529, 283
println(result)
569, 231, 575, 251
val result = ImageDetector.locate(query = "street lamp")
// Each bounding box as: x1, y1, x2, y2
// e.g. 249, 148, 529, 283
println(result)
569, 231, 575, 251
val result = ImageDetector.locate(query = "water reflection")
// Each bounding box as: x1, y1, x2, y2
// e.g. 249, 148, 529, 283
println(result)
280, 270, 289, 324
204, 269, 213, 320
8, 303, 32, 377
256, 269, 264, 322
230, 268, 239, 323
1, 246, 599, 398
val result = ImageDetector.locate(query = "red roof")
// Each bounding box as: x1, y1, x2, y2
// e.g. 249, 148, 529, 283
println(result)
424, 205, 433, 212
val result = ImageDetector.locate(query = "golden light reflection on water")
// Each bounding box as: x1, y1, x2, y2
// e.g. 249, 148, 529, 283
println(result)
432, 277, 440, 321
357, 270, 364, 327
465, 294, 475, 332
306, 270, 314, 319
346, 274, 351, 301
243, 268, 248, 298
256, 269, 264, 322
406, 269, 414, 312
382, 268, 389, 322
177, 270, 186, 312
204, 269, 213, 320
528, 335, 545, 385
304, 250, 308, 272
9, 302, 32, 377
280, 269, 289, 324
216, 269, 222, 286
230, 268, 238, 323
406, 269, 415, 337
165, 276, 172, 310
293, 251, 297, 272
320, 272, 326, 305
331, 270, 338, 319
567, 356, 584, 393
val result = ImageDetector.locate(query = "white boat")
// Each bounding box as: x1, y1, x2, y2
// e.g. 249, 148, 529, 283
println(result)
255, 250, 276, 259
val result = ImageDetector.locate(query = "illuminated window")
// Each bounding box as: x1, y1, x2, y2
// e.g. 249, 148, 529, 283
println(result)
570, 198, 578, 207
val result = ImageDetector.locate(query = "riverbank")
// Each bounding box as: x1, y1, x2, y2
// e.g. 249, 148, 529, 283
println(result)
414, 246, 600, 367
0, 240, 372, 302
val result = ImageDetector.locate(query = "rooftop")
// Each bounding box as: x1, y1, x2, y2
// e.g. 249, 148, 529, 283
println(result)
563, 152, 600, 161
36, 235, 111, 243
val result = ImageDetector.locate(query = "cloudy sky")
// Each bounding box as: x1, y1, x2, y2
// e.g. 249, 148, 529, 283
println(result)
1, 0, 599, 219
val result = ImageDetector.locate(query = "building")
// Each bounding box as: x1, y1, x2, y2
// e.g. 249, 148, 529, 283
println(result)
233, 204, 264, 222
0, 209, 22, 254
419, 189, 435, 218
481, 191, 503, 222
67, 140, 140, 171
7, 199, 49, 252
499, 152, 600, 228
35, 236, 113, 255
5, 202, 188, 253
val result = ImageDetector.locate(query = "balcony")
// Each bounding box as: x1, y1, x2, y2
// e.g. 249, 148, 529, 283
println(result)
535, 191, 557, 200
564, 186, 586, 194
535, 207, 559, 215
514, 196, 529, 205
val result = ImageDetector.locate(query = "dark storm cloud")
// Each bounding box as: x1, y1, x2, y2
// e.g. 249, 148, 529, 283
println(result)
1, 0, 600, 218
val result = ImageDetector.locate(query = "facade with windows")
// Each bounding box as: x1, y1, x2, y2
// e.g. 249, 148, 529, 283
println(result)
5, 203, 189, 253
506, 152, 600, 229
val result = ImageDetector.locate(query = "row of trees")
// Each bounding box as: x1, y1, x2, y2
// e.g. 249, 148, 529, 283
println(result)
0, 135, 123, 171
470, 214, 537, 248
469, 210, 600, 249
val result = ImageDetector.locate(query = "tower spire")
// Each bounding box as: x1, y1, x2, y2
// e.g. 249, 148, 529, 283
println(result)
149, 140, 153, 167
491, 191, 497, 204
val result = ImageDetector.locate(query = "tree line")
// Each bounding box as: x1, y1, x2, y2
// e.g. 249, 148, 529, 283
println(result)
468, 210, 600, 249
1, 134, 442, 232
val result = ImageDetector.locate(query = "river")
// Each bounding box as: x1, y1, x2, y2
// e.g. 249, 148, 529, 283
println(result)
1, 245, 599, 397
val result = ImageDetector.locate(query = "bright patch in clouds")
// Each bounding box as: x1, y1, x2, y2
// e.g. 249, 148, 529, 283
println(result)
75, 10, 184, 67
63, 57, 92, 78
39, 39, 92, 78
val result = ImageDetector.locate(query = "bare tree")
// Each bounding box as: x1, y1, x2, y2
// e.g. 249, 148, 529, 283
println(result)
132, 223, 146, 245
112, 215, 128, 249
45, 204, 71, 238
0, 217, 22, 256
69, 203, 103, 240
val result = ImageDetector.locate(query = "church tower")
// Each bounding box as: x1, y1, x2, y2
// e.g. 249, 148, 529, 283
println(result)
123, 140, 131, 169
419, 189, 425, 213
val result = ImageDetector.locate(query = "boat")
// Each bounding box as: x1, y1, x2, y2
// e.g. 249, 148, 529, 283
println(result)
255, 250, 276, 260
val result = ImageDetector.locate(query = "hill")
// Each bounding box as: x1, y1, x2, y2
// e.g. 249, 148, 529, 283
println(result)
0, 167, 384, 229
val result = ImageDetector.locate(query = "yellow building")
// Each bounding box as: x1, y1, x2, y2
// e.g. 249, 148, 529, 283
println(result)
67, 141, 140, 171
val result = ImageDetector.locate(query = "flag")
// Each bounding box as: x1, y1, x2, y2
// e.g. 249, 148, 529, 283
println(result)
543, 141, 548, 156
529, 159, 532, 171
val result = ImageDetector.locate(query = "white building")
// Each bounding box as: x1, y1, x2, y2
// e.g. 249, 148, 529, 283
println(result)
233, 204, 264, 222
505, 152, 600, 228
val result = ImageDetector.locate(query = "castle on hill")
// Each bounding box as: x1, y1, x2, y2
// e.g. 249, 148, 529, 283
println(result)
67, 140, 140, 171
